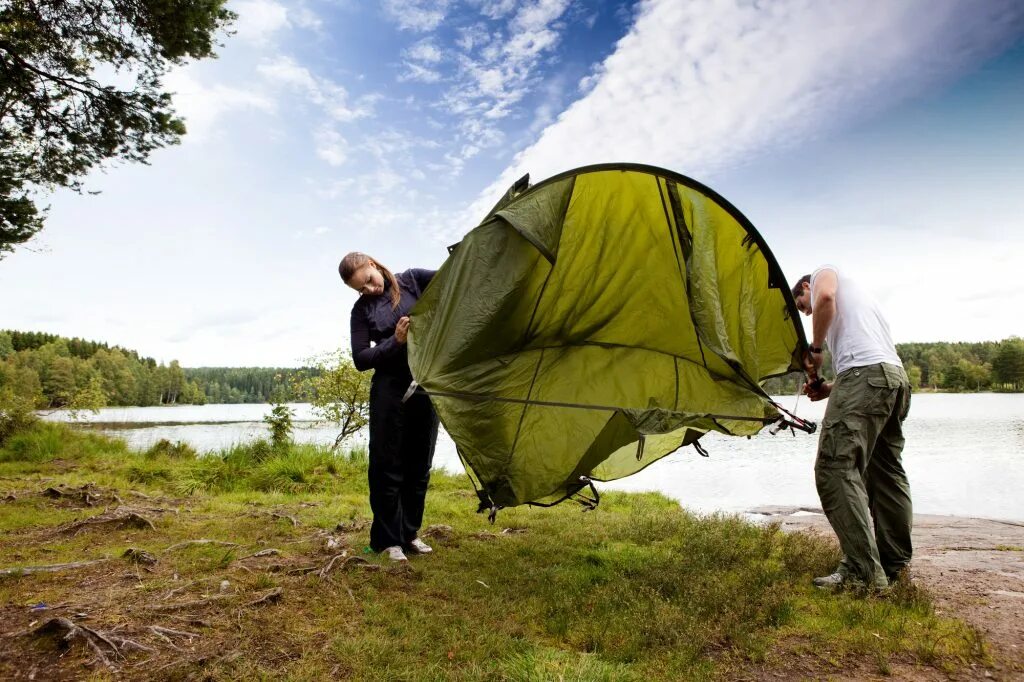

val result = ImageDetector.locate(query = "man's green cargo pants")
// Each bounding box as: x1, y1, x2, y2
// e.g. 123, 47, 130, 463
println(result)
815, 362, 913, 588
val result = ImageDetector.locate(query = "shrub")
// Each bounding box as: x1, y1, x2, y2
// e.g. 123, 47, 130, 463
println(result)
0, 422, 63, 462
0, 387, 38, 445
144, 439, 198, 460
264, 404, 294, 450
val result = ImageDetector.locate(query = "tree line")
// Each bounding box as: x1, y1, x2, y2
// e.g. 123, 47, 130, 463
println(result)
1, 331, 205, 408
184, 367, 307, 404
3, 330, 1021, 411
763, 337, 1024, 394
0, 330, 308, 408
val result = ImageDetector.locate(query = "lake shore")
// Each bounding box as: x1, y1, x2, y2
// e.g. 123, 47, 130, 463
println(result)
753, 506, 1024, 677
40, 394, 1024, 524
0, 422, 1005, 680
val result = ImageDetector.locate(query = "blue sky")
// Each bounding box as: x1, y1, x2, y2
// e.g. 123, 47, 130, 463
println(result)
2, 0, 1023, 366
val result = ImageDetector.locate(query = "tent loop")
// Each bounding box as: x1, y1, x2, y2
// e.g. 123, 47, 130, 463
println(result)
572, 478, 600, 511
401, 381, 419, 403
692, 440, 710, 457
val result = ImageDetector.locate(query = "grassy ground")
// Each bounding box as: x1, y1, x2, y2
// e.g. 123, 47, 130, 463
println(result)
0, 422, 989, 680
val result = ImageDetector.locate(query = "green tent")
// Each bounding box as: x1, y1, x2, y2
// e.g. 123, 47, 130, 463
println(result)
408, 164, 810, 511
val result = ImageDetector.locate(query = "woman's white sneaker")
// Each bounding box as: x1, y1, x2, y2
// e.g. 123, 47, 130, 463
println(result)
406, 538, 433, 555
382, 545, 408, 562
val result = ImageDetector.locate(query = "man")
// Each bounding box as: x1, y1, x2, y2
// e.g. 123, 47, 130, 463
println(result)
792, 266, 912, 591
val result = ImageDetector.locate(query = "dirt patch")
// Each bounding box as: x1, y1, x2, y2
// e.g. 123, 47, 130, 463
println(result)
751, 506, 1024, 679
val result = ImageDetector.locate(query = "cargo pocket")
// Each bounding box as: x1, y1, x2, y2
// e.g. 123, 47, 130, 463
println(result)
816, 417, 860, 470
863, 376, 895, 416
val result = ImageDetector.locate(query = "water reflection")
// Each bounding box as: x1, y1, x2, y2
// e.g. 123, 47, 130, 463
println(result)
43, 394, 1024, 521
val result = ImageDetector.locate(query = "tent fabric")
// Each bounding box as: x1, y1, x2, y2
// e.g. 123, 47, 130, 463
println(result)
408, 164, 807, 508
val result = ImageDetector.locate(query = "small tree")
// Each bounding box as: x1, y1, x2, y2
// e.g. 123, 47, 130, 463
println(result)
906, 363, 922, 391
294, 350, 370, 449
264, 403, 294, 450
992, 338, 1024, 391
0, 362, 39, 441
67, 373, 107, 419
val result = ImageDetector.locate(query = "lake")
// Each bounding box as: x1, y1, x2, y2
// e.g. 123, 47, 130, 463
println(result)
42, 394, 1024, 522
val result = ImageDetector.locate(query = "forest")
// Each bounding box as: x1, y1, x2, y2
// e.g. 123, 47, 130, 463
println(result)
0, 331, 303, 408
2, 330, 1021, 409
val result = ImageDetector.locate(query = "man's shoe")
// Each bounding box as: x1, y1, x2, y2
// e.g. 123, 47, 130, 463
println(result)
405, 538, 433, 555
812, 572, 845, 589
382, 545, 408, 562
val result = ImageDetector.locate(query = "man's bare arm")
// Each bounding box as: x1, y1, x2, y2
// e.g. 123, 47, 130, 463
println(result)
811, 269, 837, 348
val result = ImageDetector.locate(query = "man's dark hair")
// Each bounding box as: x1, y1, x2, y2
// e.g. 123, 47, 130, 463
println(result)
791, 274, 811, 299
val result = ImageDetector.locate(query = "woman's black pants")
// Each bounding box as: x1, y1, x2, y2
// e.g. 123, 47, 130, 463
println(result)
368, 374, 439, 552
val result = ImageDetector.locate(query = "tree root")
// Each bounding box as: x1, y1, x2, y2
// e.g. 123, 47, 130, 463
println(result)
148, 586, 282, 612
162, 578, 214, 600
30, 617, 154, 671
42, 484, 105, 507
240, 548, 282, 560
146, 594, 236, 612
123, 548, 159, 565
124, 505, 179, 515
317, 552, 349, 578
60, 510, 155, 535
0, 557, 110, 577
148, 624, 200, 648
285, 565, 319, 575
41, 483, 127, 508
163, 538, 239, 553
165, 615, 211, 628
246, 587, 283, 607
268, 511, 299, 526
335, 518, 370, 533
319, 555, 382, 576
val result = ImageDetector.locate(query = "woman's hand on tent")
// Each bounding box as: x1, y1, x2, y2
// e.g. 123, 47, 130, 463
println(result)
395, 316, 410, 345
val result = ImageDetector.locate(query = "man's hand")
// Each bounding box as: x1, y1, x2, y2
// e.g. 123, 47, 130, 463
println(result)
802, 379, 831, 402
395, 316, 410, 345
803, 349, 824, 377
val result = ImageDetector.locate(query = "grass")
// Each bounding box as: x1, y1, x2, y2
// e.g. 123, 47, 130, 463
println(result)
0, 422, 992, 680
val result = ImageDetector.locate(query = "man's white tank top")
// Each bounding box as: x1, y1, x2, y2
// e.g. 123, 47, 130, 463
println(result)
811, 265, 902, 375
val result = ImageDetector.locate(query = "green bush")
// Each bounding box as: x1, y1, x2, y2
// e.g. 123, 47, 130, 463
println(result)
144, 438, 198, 460
0, 388, 38, 445
0, 422, 63, 462
263, 403, 295, 450
250, 449, 337, 493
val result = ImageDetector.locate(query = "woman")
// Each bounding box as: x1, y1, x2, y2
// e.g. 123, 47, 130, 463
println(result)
340, 252, 439, 562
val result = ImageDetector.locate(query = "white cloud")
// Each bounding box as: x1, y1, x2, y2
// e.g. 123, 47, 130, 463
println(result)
474, 0, 517, 20
398, 35, 444, 83
315, 127, 348, 166
290, 5, 323, 31
433, 0, 574, 168
406, 39, 444, 64
258, 56, 375, 122
457, 0, 1024, 232
231, 0, 322, 43
165, 67, 275, 141
231, 0, 289, 43
505, 0, 570, 62
399, 61, 443, 83
455, 23, 492, 52
381, 0, 451, 32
